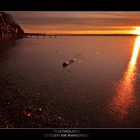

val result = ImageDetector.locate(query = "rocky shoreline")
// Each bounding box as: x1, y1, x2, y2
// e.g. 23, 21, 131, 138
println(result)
0, 12, 25, 42
0, 72, 75, 128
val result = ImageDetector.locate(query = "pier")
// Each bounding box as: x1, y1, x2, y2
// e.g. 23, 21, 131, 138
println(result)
25, 33, 57, 38
25, 33, 137, 38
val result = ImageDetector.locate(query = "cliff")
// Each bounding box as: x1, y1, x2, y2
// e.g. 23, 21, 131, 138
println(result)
0, 12, 25, 41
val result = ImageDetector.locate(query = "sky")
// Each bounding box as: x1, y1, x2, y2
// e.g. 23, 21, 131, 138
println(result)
5, 11, 140, 34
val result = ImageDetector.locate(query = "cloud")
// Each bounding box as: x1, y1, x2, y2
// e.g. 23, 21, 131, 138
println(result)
5, 11, 140, 33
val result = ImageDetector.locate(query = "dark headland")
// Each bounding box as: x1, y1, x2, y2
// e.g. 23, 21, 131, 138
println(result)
0, 12, 25, 43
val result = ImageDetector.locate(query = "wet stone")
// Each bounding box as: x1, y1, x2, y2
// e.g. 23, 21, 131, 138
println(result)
38, 108, 42, 111
22, 110, 32, 117
34, 93, 40, 98
58, 116, 62, 120
36, 93, 40, 96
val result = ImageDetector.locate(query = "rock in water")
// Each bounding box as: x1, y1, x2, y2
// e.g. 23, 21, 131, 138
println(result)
62, 53, 82, 67
62, 61, 70, 67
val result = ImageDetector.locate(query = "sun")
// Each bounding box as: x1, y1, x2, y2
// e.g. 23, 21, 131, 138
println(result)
132, 27, 140, 35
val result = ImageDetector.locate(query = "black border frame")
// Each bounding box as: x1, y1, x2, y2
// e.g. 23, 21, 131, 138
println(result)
1, 0, 140, 139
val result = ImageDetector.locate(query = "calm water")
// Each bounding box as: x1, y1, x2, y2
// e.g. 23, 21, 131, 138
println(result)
0, 36, 140, 128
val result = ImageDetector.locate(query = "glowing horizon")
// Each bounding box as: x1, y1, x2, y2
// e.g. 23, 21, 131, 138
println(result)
22, 25, 140, 35
6, 11, 140, 35
23, 29, 140, 35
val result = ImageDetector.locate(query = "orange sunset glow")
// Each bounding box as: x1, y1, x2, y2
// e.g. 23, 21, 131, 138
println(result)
6, 11, 140, 35
132, 27, 140, 35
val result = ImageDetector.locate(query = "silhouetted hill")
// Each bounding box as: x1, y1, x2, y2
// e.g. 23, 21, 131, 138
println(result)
0, 12, 25, 41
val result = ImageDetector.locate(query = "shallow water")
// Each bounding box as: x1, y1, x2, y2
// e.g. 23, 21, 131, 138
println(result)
0, 36, 140, 128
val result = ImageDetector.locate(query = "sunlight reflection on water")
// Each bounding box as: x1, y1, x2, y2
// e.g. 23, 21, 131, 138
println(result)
110, 36, 140, 120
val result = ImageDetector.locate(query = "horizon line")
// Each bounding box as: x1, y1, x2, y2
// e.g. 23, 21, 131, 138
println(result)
25, 33, 139, 36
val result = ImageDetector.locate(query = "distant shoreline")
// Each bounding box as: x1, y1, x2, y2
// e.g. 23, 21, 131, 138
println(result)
25, 33, 138, 37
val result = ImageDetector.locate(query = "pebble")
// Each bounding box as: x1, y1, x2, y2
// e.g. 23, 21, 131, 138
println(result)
26, 112, 32, 117
58, 116, 62, 120
36, 93, 40, 96
38, 108, 42, 111
34, 93, 40, 98
22, 110, 32, 117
